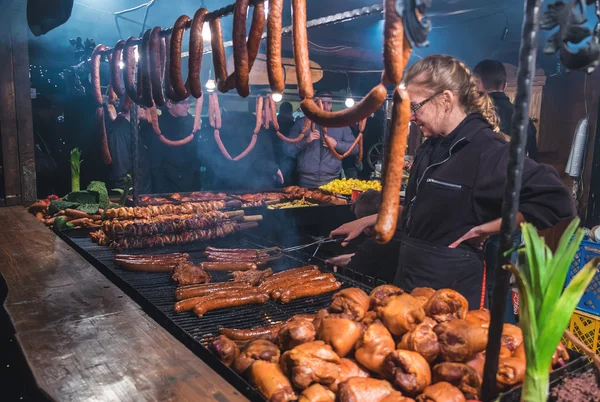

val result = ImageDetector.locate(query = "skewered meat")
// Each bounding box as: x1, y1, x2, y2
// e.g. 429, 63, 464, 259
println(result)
104, 200, 228, 220
465, 309, 490, 328
411, 287, 436, 307
496, 357, 526, 391
171, 262, 211, 286
233, 339, 281, 375
210, 335, 240, 367
435, 319, 488, 362
383, 350, 431, 396
376, 293, 425, 336
501, 323, 523, 352
220, 324, 282, 343
328, 358, 370, 393
432, 363, 481, 400
329, 288, 370, 320
316, 315, 363, 357
424, 289, 468, 323
280, 341, 341, 390
337, 377, 395, 402
397, 321, 440, 363
415, 382, 466, 402
552, 342, 569, 368
277, 319, 317, 351
250, 360, 297, 402
355, 321, 395, 375
232, 268, 273, 285
299, 384, 335, 402
110, 222, 237, 250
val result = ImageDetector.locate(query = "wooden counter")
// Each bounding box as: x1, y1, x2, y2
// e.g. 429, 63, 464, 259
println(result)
0, 207, 247, 402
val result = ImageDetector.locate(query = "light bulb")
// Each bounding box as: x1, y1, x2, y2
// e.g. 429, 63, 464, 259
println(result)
205, 79, 216, 92
202, 23, 211, 41
264, 1, 269, 18
271, 92, 283, 102
345, 97, 355, 108
134, 47, 139, 62
119, 61, 124, 69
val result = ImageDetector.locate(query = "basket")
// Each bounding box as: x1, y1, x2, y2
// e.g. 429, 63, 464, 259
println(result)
566, 309, 600, 356
565, 239, 600, 316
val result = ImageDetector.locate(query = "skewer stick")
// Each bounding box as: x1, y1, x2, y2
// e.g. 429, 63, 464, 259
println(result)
243, 215, 263, 222
224, 210, 245, 218
237, 222, 259, 230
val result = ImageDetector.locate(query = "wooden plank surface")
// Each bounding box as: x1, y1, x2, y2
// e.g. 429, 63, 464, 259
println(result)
0, 207, 247, 402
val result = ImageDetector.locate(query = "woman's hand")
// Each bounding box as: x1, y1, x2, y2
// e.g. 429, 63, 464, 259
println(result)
330, 214, 377, 246
449, 225, 490, 250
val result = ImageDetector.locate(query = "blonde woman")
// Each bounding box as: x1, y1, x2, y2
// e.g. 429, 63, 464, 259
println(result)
332, 55, 574, 308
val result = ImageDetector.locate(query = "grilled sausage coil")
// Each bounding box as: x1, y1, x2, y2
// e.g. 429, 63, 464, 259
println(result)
140, 29, 155, 107
189, 8, 209, 99
149, 26, 166, 106
90, 44, 106, 107
267, 0, 285, 94
123, 37, 140, 103
170, 15, 192, 101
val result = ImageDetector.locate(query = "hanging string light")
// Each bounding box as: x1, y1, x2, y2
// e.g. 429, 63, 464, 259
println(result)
272, 92, 283, 102
345, 72, 355, 107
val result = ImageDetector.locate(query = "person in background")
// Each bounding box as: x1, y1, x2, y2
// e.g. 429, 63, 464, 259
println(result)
31, 95, 59, 197
473, 60, 539, 162
149, 99, 199, 193
284, 91, 358, 188
474, 60, 539, 320
204, 97, 283, 190
276, 101, 297, 184
106, 105, 152, 193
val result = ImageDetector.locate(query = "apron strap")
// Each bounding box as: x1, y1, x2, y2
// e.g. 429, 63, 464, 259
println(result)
480, 261, 487, 309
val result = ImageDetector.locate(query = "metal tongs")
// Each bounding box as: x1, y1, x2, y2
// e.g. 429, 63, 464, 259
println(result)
281, 237, 345, 253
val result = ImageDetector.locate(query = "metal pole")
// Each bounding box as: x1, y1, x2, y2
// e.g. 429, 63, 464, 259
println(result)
481, 0, 543, 398
130, 106, 141, 206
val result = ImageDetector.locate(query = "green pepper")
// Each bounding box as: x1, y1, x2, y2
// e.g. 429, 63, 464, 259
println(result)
54, 216, 71, 231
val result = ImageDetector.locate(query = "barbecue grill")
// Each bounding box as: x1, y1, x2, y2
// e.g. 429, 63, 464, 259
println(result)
60, 226, 589, 402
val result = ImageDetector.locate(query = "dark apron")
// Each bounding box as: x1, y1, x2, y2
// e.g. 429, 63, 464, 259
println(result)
393, 235, 485, 310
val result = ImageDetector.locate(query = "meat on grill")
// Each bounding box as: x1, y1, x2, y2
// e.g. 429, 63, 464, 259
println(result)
104, 200, 227, 220
109, 222, 237, 250
102, 211, 231, 239
232, 268, 273, 285
171, 261, 211, 286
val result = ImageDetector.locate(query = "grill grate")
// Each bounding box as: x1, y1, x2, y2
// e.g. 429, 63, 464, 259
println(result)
62, 230, 375, 402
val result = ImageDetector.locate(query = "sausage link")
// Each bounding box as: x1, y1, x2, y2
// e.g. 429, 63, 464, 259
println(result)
123, 37, 140, 103
89, 44, 106, 106
215, 93, 222, 128
214, 129, 233, 160
324, 133, 363, 159
176, 283, 251, 300
194, 292, 269, 317
232, 0, 251, 98
193, 96, 203, 133
200, 262, 258, 271
279, 280, 342, 304
357, 131, 364, 165
97, 107, 112, 164
260, 271, 326, 294
375, 89, 411, 244
264, 96, 271, 129
140, 29, 154, 107
114, 258, 177, 272
174, 297, 206, 313
163, 33, 178, 101
254, 96, 264, 134
232, 134, 258, 161
170, 15, 192, 101
259, 266, 318, 284
219, 324, 283, 341
382, 0, 405, 86
208, 92, 216, 127
189, 8, 209, 99
149, 26, 166, 106
270, 96, 280, 131
267, 0, 285, 93
205, 247, 261, 254
111, 40, 126, 97
276, 116, 310, 143
148, 105, 194, 146
115, 253, 189, 261
301, 84, 387, 128
210, 18, 229, 93
204, 250, 260, 259
292, 0, 313, 100
270, 274, 336, 299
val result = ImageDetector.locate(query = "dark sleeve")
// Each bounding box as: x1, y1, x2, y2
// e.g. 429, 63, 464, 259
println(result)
335, 127, 359, 155
526, 120, 539, 162
283, 118, 309, 157
346, 237, 400, 284
473, 143, 575, 230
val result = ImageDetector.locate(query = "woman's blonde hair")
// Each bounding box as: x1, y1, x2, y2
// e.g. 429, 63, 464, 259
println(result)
403, 55, 501, 133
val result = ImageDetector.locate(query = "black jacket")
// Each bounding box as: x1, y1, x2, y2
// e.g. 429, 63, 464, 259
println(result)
490, 92, 539, 162
400, 113, 575, 248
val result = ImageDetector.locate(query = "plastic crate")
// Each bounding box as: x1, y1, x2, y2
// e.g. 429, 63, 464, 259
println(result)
565, 240, 600, 316
566, 309, 600, 356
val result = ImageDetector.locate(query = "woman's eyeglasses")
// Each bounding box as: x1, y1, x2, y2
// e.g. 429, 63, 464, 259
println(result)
411, 92, 443, 113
